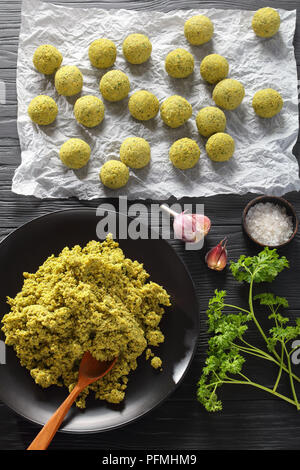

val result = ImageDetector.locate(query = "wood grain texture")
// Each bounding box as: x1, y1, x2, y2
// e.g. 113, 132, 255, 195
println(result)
0, 0, 300, 451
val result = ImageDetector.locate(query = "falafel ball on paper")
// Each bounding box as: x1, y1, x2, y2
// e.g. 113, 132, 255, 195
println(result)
169, 138, 200, 170
120, 137, 151, 169
206, 132, 235, 162
165, 48, 194, 78
252, 88, 283, 118
128, 90, 159, 121
184, 15, 214, 45
28, 95, 58, 125
252, 7, 280, 38
59, 138, 91, 169
55, 65, 83, 96
33, 44, 62, 75
88, 38, 117, 69
100, 160, 130, 189
100, 70, 130, 102
160, 95, 192, 128
122, 33, 152, 64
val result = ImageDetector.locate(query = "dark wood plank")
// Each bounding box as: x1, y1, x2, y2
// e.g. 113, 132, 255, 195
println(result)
0, 0, 300, 451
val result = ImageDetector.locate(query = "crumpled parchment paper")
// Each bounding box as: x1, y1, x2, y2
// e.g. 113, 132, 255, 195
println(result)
14, 0, 299, 200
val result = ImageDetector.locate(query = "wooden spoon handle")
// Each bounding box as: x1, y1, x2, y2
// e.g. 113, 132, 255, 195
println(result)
27, 384, 82, 450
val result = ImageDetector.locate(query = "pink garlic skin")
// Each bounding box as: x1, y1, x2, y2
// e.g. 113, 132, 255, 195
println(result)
205, 238, 228, 271
173, 212, 211, 243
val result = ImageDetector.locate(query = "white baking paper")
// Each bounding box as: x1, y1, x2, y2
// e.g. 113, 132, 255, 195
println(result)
14, 0, 300, 200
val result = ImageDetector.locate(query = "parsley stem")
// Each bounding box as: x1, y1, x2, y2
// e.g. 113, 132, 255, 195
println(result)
283, 343, 300, 410
223, 304, 251, 315
239, 338, 275, 361
248, 275, 300, 386
273, 342, 284, 392
288, 345, 300, 357
248, 276, 269, 345
274, 359, 300, 383
247, 275, 300, 383
233, 343, 275, 362
205, 378, 298, 407
237, 372, 251, 382
221, 380, 298, 407
208, 384, 218, 407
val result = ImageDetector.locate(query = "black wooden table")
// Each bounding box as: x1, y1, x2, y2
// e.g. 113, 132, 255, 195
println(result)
1, 0, 300, 451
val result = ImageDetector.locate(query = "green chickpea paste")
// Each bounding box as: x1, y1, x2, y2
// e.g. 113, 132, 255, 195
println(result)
1, 237, 171, 407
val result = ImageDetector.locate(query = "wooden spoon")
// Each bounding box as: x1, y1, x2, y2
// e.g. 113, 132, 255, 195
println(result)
27, 351, 117, 450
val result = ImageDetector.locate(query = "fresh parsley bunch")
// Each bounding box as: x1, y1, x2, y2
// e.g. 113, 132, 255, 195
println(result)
197, 247, 300, 412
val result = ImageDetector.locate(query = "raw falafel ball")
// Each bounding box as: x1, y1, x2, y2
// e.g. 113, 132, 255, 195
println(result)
120, 137, 151, 169
169, 138, 200, 170
200, 54, 229, 84
252, 88, 283, 118
59, 138, 91, 169
88, 38, 117, 69
122, 33, 152, 64
196, 106, 226, 137
206, 132, 235, 162
252, 7, 280, 38
99, 70, 130, 102
213, 78, 245, 110
55, 65, 83, 96
184, 15, 214, 45
165, 48, 194, 78
74, 95, 105, 127
28, 95, 58, 125
128, 90, 159, 121
100, 160, 129, 189
160, 95, 192, 128
33, 44, 63, 75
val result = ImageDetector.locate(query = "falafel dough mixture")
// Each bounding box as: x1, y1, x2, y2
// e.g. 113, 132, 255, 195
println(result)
122, 33, 152, 64
28, 95, 58, 125
100, 160, 130, 189
74, 95, 105, 127
120, 137, 151, 169
55, 65, 83, 96
165, 48, 194, 79
88, 38, 117, 69
151, 356, 162, 370
128, 90, 159, 121
169, 138, 200, 170
33, 44, 63, 75
100, 70, 130, 102
160, 95, 192, 128
1, 237, 171, 407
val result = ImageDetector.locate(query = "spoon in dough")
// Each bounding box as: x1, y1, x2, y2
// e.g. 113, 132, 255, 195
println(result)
27, 351, 117, 450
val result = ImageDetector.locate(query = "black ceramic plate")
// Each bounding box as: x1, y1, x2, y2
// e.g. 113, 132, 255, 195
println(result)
0, 208, 199, 433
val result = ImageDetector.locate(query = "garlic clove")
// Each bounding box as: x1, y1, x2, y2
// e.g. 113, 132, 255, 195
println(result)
205, 238, 228, 271
160, 204, 211, 243
174, 212, 211, 243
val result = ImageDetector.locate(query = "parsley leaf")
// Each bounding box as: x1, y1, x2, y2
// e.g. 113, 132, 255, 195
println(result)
230, 247, 289, 283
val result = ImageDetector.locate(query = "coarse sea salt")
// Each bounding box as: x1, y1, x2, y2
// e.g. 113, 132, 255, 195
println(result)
245, 202, 294, 246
